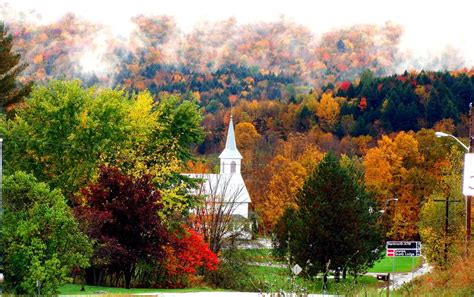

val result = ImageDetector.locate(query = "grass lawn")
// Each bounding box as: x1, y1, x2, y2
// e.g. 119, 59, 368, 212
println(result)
368, 255, 422, 273
60, 250, 419, 296
59, 284, 222, 295
248, 265, 378, 295
238, 248, 280, 263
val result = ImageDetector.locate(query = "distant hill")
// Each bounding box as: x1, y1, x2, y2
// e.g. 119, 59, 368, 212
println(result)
4, 8, 474, 155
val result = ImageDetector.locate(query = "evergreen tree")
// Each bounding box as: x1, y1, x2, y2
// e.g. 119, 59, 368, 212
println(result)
0, 22, 31, 112
275, 152, 384, 278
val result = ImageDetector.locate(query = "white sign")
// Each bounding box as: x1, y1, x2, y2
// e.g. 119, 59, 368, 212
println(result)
386, 241, 421, 257
292, 264, 302, 275
463, 154, 474, 196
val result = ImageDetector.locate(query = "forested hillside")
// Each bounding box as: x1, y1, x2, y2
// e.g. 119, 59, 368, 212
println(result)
3, 2, 472, 264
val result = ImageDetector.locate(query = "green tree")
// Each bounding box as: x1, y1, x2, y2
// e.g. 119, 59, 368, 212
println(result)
4, 81, 204, 202
2, 171, 92, 295
419, 147, 465, 267
4, 80, 131, 197
110, 91, 204, 222
0, 22, 32, 113
275, 152, 383, 278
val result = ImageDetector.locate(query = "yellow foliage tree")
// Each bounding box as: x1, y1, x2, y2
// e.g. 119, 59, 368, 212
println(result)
316, 92, 340, 132
235, 121, 261, 175
260, 155, 307, 230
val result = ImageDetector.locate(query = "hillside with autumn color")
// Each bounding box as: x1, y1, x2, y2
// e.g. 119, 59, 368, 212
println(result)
4, 4, 474, 294
5, 5, 474, 228
4, 8, 405, 86
4, 5, 474, 231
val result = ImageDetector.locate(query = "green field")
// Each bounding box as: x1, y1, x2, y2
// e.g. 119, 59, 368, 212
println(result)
59, 251, 420, 295
368, 255, 422, 273
239, 248, 280, 263
241, 248, 422, 274
248, 265, 378, 295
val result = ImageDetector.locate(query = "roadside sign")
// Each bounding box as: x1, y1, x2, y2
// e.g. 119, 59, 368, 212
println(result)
464, 154, 474, 196
292, 264, 302, 275
386, 249, 420, 256
386, 241, 421, 257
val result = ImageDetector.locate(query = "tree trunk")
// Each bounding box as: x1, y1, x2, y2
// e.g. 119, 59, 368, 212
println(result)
124, 270, 132, 289
342, 267, 347, 279
124, 264, 135, 289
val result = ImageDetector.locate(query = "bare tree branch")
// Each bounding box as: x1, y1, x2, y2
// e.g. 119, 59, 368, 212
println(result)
189, 174, 247, 254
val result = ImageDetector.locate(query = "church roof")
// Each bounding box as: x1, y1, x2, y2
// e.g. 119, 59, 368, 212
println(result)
219, 116, 243, 159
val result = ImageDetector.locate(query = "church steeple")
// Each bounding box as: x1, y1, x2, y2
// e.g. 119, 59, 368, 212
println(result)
219, 115, 242, 174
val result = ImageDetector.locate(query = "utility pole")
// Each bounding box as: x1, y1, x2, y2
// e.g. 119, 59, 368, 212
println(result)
434, 196, 461, 265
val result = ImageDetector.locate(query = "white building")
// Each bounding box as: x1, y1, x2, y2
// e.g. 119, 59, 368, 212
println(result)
184, 116, 251, 218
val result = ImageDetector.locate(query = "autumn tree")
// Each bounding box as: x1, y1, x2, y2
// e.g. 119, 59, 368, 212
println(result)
163, 227, 219, 287
364, 131, 426, 239
260, 155, 307, 229
0, 21, 32, 113
75, 166, 169, 289
274, 152, 383, 277
235, 121, 261, 172
111, 91, 204, 222
316, 92, 340, 132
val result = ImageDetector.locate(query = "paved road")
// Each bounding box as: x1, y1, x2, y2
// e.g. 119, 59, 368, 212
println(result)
135, 293, 338, 297
390, 259, 432, 290
367, 258, 432, 292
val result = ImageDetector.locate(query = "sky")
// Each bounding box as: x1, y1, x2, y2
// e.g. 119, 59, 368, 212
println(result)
4, 0, 474, 66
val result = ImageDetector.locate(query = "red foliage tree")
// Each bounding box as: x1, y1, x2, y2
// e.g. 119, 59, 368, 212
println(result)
340, 81, 351, 92
163, 226, 218, 287
358, 96, 367, 111
75, 166, 169, 289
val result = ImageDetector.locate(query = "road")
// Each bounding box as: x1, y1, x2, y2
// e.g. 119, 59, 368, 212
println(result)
135, 293, 339, 297
366, 258, 432, 291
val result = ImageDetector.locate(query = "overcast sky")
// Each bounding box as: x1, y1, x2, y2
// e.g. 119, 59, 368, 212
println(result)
4, 0, 474, 65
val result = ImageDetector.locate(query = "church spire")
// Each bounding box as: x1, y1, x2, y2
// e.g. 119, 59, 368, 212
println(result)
219, 115, 242, 174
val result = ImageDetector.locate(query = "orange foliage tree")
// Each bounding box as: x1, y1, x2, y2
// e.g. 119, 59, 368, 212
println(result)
364, 131, 425, 239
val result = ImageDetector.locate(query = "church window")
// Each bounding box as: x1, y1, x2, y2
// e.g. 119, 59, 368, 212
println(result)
230, 161, 236, 173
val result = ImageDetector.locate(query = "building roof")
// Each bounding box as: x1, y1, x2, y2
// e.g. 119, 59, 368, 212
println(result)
219, 116, 243, 159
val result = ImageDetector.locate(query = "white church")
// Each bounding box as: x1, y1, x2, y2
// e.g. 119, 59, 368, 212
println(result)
184, 116, 251, 218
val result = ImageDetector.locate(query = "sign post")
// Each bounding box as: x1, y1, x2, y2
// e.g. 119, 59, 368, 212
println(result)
386, 241, 421, 257
386, 241, 422, 288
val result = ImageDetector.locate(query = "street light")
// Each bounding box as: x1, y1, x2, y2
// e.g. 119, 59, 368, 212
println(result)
435, 131, 469, 152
